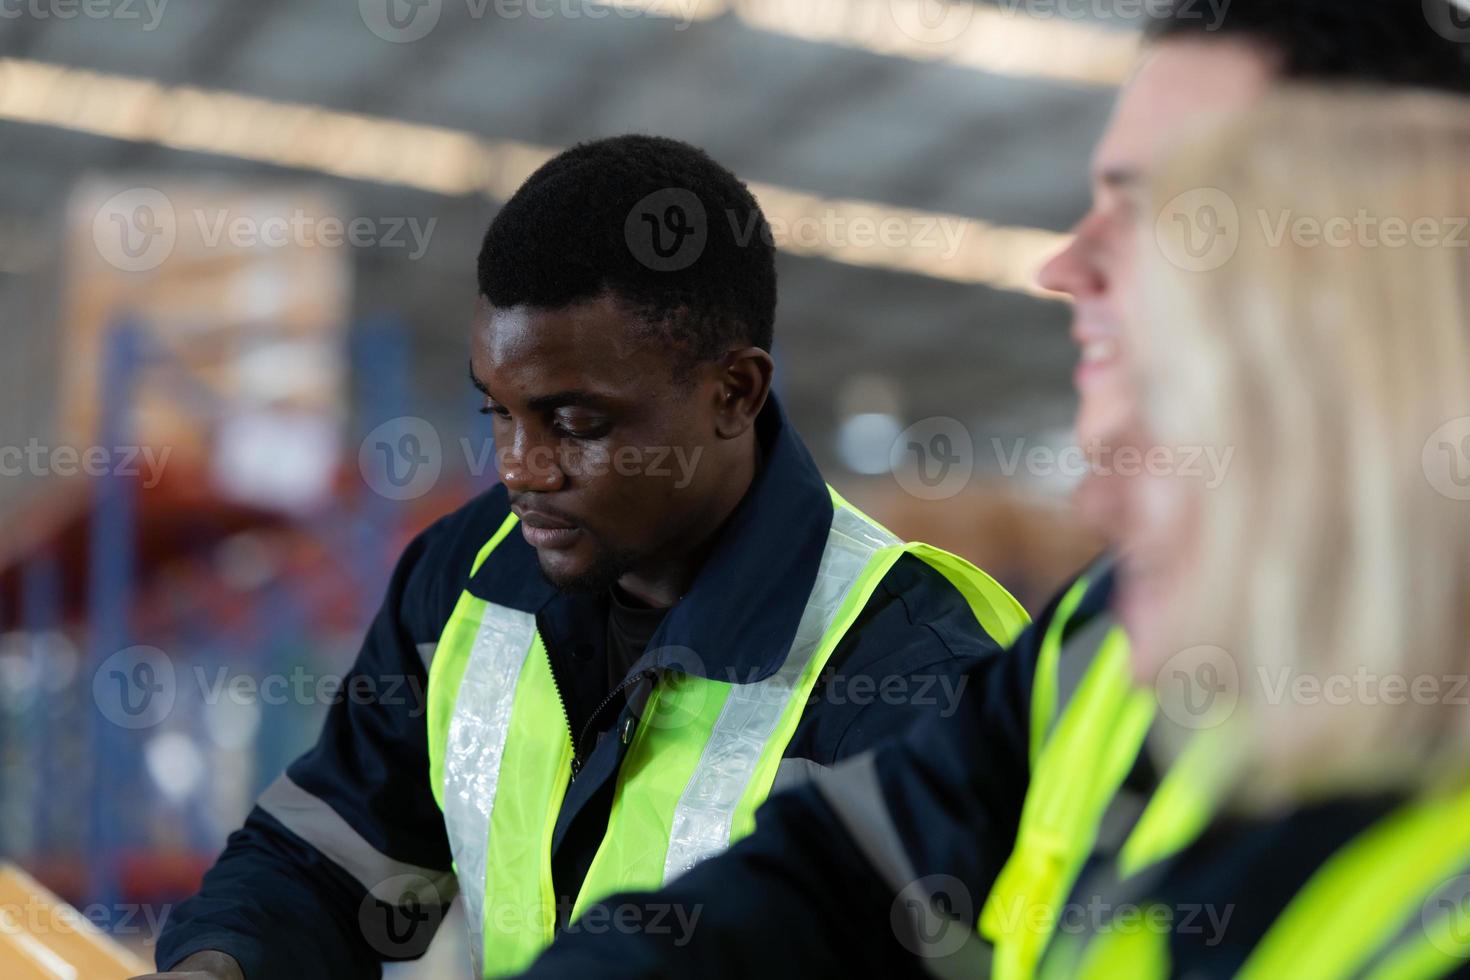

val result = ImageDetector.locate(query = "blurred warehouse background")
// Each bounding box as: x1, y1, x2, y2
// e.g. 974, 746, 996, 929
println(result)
0, 0, 1135, 972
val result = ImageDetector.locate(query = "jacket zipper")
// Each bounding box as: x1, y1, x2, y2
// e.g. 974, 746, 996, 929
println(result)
574, 668, 657, 769
541, 627, 657, 780
539, 630, 583, 777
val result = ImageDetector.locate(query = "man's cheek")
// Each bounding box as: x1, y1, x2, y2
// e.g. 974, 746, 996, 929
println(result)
560, 441, 612, 480
609, 441, 692, 487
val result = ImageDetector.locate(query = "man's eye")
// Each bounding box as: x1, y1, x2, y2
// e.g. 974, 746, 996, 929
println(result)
556, 418, 610, 439
479, 403, 511, 418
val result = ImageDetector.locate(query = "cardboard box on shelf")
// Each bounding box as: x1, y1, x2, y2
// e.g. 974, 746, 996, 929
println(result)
60, 180, 353, 514
0, 863, 153, 979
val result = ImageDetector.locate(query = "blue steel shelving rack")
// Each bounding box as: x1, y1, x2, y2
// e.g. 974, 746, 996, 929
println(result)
15, 313, 419, 911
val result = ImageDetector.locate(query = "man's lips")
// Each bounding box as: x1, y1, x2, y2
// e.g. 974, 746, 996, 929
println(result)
514, 508, 581, 550
1073, 336, 1121, 388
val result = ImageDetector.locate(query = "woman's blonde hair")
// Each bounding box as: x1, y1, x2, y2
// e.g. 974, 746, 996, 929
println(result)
1138, 87, 1470, 803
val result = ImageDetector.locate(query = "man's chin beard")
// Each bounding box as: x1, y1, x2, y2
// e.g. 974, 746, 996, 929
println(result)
538, 546, 638, 596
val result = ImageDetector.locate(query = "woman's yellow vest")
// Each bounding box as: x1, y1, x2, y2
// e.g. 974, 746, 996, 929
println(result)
991, 573, 1470, 980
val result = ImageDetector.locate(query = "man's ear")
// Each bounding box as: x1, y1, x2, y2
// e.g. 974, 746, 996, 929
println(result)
711, 347, 775, 440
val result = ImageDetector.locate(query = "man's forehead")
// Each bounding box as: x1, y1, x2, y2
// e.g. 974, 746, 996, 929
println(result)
472, 296, 654, 391
475, 298, 612, 352
1092, 36, 1280, 185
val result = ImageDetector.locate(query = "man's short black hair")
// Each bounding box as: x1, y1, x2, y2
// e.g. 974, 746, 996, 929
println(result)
1146, 0, 1470, 94
477, 134, 777, 379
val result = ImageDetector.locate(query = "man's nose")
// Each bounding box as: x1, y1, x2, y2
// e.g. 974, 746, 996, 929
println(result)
1036, 212, 1108, 300
497, 429, 566, 493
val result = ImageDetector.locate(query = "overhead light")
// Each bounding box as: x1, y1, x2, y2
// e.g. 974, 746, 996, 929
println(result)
837, 412, 905, 475
728, 0, 1136, 87
0, 57, 1067, 299
598, 0, 1135, 86
749, 182, 1065, 296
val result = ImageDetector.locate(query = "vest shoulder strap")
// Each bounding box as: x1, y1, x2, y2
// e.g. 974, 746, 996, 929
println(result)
983, 623, 1156, 980
1239, 782, 1470, 980
1051, 780, 1470, 980
1030, 575, 1094, 769
427, 511, 521, 813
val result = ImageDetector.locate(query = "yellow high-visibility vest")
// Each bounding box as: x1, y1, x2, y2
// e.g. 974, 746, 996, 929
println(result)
982, 573, 1216, 979
426, 487, 1029, 977
1042, 775, 1470, 980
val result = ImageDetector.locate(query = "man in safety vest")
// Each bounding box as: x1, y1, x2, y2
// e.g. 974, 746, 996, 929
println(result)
512, 3, 1470, 978
147, 135, 1028, 979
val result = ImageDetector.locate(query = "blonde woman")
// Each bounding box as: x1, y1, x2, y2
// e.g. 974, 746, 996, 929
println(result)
1047, 89, 1470, 978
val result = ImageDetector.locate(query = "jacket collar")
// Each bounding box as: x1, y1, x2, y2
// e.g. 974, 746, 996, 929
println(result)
468, 394, 833, 684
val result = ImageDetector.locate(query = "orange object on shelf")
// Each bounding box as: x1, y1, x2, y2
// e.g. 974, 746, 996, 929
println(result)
0, 863, 152, 979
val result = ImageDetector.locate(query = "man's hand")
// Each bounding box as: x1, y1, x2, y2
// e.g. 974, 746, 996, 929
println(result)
130, 950, 244, 980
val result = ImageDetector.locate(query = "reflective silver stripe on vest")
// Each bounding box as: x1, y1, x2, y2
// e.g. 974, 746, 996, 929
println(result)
1052, 613, 1117, 730
815, 754, 993, 979
442, 601, 539, 978
662, 504, 900, 880
258, 774, 458, 905
415, 641, 438, 674
769, 756, 829, 796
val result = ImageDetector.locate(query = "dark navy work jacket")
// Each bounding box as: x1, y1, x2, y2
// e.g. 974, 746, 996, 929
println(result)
157, 397, 1007, 978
